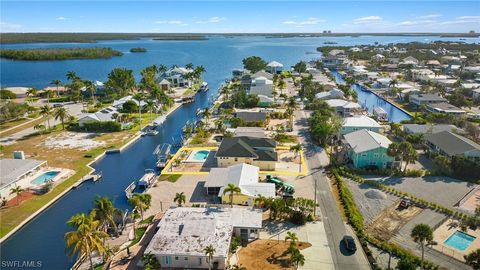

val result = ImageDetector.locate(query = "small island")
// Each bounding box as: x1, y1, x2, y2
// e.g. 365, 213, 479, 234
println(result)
0, 47, 123, 61
152, 35, 208, 41
130, 47, 147, 53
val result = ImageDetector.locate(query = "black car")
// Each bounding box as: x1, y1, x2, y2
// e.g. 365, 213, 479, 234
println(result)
343, 235, 357, 252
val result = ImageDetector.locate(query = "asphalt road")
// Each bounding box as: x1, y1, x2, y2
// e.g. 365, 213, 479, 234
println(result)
295, 109, 371, 270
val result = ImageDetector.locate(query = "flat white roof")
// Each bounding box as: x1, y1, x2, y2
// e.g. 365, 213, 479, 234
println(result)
0, 159, 46, 189
145, 207, 262, 258
343, 116, 381, 128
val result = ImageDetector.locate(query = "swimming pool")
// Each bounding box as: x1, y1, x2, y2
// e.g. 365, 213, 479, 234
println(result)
31, 171, 60, 185
192, 150, 210, 161
444, 230, 476, 251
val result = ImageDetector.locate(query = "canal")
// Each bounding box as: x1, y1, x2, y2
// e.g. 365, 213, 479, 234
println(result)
331, 70, 411, 123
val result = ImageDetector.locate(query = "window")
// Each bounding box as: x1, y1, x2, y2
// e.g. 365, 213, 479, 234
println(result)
361, 153, 367, 157
175, 257, 178, 261
199, 258, 202, 265
185, 257, 188, 261
373, 153, 379, 158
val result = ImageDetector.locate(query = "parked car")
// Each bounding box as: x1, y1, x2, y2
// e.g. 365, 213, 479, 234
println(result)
343, 235, 357, 252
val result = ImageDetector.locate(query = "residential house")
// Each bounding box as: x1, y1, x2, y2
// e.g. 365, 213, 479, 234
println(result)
159, 79, 171, 92
409, 93, 447, 106
161, 67, 193, 88
252, 70, 274, 81
315, 88, 344, 100
144, 207, 262, 269
425, 131, 480, 161
204, 163, 275, 205
0, 158, 47, 200
234, 127, 266, 138
249, 76, 274, 97
78, 107, 119, 127
340, 116, 381, 135
343, 129, 396, 169
232, 111, 267, 123
266, 61, 284, 74
325, 99, 362, 117
403, 124, 465, 135
426, 102, 466, 116
112, 95, 147, 110
400, 56, 419, 67
215, 136, 277, 170
322, 49, 346, 68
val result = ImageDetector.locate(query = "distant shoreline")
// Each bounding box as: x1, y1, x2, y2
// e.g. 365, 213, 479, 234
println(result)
0, 32, 478, 44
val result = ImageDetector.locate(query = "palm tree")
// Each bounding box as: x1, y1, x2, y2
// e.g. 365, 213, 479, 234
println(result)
284, 231, 298, 245
464, 249, 480, 270
54, 107, 70, 130
142, 252, 160, 270
65, 212, 108, 270
201, 107, 212, 126
51, 79, 62, 96
83, 80, 96, 102
290, 248, 305, 270
387, 142, 402, 170
34, 124, 46, 135
10, 186, 24, 205
203, 244, 215, 270
158, 64, 167, 74
290, 144, 302, 158
40, 104, 52, 129
128, 193, 152, 220
66, 71, 78, 82
411, 223, 433, 267
287, 97, 298, 110
26, 88, 38, 103
144, 100, 155, 121
401, 142, 418, 173
223, 183, 241, 208
130, 209, 141, 235
185, 63, 194, 70
174, 192, 186, 207
272, 89, 278, 102
278, 79, 286, 95
92, 196, 122, 236
44, 90, 54, 104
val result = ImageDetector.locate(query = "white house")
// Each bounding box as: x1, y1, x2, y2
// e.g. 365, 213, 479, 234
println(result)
326, 99, 362, 117
340, 115, 381, 135
0, 158, 47, 200
112, 95, 147, 110
315, 88, 344, 100
249, 76, 274, 97
78, 107, 118, 127
409, 93, 447, 106
144, 207, 262, 269
266, 61, 284, 74
162, 67, 194, 88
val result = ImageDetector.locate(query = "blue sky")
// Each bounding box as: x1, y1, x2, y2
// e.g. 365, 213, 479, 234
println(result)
1, 1, 479, 33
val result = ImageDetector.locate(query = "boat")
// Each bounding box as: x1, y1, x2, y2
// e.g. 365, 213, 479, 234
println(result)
152, 115, 167, 126
142, 125, 159, 136
83, 171, 102, 182
153, 143, 172, 168
200, 82, 209, 92
137, 169, 157, 189
373, 107, 388, 121
125, 181, 136, 199
182, 95, 195, 104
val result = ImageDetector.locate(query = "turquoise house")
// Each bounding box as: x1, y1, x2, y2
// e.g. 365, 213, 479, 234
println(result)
343, 129, 395, 169
340, 115, 381, 135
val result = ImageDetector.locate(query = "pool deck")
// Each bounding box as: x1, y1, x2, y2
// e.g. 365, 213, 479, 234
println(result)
432, 218, 480, 261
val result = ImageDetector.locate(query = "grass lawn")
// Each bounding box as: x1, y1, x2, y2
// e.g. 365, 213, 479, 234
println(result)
0, 117, 47, 137
0, 118, 31, 130
0, 110, 167, 238
158, 174, 181, 183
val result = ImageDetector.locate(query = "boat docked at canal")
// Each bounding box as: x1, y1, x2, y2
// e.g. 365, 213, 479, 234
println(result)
141, 125, 159, 136
153, 143, 172, 169
125, 169, 157, 198
373, 107, 388, 121
200, 81, 209, 92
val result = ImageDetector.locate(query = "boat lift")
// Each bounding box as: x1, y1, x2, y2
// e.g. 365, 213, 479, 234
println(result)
153, 143, 172, 168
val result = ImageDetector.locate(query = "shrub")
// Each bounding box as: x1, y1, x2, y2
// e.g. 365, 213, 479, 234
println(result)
290, 210, 307, 225
0, 89, 16, 99
82, 121, 121, 132
121, 100, 138, 113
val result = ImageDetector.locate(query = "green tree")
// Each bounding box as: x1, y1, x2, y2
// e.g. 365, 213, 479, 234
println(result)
142, 252, 160, 270
290, 248, 305, 270
51, 79, 62, 96
40, 104, 52, 129
464, 249, 480, 270
174, 192, 186, 207
223, 183, 241, 208
290, 144, 302, 158
65, 212, 108, 270
53, 107, 70, 130
105, 68, 136, 98
203, 244, 216, 270
9, 186, 24, 205
34, 124, 46, 135
396, 257, 417, 270
242, 56, 267, 73
128, 193, 152, 220
285, 231, 298, 245
26, 88, 38, 103
92, 196, 122, 236
293, 61, 307, 73
411, 223, 433, 266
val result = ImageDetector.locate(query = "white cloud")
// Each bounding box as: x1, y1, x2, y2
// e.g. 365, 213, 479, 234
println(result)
353, 16, 383, 24
282, 17, 326, 26
0, 21, 22, 32
154, 20, 188, 26
417, 14, 441, 19
57, 16, 68, 21
439, 15, 480, 25
195, 16, 227, 24
397, 20, 436, 26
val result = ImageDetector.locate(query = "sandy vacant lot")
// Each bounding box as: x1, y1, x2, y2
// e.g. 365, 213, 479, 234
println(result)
44, 131, 105, 150
238, 239, 311, 270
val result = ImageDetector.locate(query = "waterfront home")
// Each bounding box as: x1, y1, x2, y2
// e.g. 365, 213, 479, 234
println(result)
426, 102, 466, 116
343, 129, 395, 169
234, 127, 266, 138
232, 111, 267, 123
159, 79, 171, 92
249, 76, 274, 97
78, 107, 118, 127
403, 124, 465, 135
266, 61, 284, 74
315, 88, 344, 100
322, 49, 346, 68
425, 131, 480, 161
0, 158, 47, 200
161, 67, 193, 88
215, 136, 277, 170
112, 95, 147, 110
144, 207, 262, 269
252, 70, 274, 81
398, 88, 421, 101
325, 99, 362, 117
204, 163, 275, 205
409, 93, 447, 106
340, 115, 381, 135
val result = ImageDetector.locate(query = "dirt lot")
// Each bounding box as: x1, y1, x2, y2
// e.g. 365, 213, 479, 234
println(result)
237, 239, 312, 270
366, 204, 423, 241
